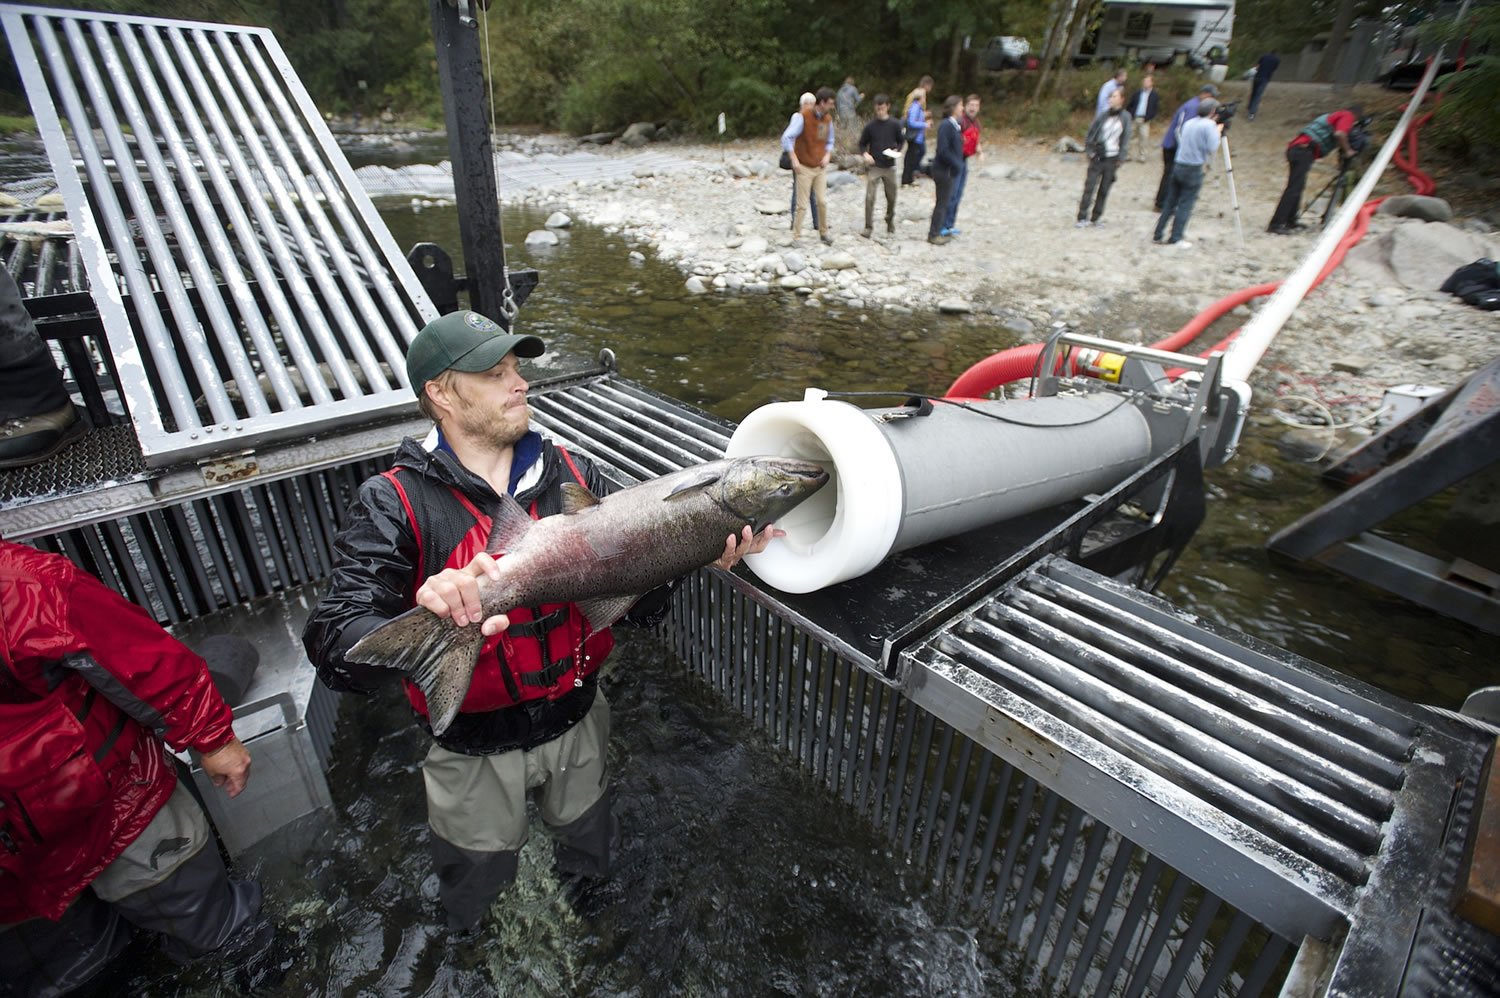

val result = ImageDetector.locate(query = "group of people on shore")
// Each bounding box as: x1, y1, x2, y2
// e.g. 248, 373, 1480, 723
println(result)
781, 56, 1356, 255
780, 76, 984, 247
1076, 54, 1363, 248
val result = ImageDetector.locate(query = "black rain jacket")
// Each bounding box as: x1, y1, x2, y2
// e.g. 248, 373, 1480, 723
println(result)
302, 434, 671, 755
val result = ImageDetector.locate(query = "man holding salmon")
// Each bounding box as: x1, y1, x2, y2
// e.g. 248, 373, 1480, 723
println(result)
303, 311, 823, 933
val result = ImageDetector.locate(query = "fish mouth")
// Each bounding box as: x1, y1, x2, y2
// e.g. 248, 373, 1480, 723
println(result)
766, 458, 829, 489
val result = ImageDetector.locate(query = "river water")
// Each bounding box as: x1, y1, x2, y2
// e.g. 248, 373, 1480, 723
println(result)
79, 191, 1490, 996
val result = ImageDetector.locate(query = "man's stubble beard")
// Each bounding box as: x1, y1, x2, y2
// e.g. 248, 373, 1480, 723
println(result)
456, 399, 531, 452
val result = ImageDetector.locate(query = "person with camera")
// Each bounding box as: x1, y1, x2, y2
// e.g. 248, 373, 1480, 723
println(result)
1155, 84, 1219, 212
1153, 98, 1223, 248
1268, 105, 1363, 235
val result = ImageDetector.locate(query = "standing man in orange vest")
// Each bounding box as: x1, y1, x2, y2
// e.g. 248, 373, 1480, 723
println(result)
303, 312, 775, 933
782, 87, 837, 245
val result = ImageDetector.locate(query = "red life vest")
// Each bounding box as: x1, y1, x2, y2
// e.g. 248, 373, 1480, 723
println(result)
380, 449, 615, 720
0, 671, 174, 920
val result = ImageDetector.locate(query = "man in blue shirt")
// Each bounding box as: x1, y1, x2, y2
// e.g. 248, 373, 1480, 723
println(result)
1096, 69, 1127, 115
1154, 99, 1223, 247
1155, 83, 1219, 211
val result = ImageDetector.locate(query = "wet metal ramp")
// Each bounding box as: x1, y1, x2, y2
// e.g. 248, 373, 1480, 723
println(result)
672, 552, 1499, 996
897, 556, 1498, 995
1, 3, 438, 467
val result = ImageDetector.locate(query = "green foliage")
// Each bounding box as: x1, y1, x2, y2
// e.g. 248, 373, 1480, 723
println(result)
1015, 97, 1074, 136
1424, 4, 1500, 155
0, 0, 1127, 139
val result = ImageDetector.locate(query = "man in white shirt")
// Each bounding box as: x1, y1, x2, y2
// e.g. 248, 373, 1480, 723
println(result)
1077, 88, 1131, 227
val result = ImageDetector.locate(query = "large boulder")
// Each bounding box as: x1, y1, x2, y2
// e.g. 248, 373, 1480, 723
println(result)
619, 122, 657, 148
1376, 195, 1453, 223
1344, 220, 1500, 291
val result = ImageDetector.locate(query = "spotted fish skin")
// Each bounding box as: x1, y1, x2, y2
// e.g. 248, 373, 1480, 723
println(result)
347, 456, 828, 734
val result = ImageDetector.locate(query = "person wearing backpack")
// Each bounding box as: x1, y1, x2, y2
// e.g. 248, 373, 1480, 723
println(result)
1268, 106, 1362, 234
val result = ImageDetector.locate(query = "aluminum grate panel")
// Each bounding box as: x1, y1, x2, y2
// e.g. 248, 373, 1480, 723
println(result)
668, 572, 1297, 997
899, 555, 1491, 993
528, 374, 734, 485
1, 3, 438, 467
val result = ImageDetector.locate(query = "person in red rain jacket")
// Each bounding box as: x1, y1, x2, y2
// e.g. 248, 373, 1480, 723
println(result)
0, 540, 261, 993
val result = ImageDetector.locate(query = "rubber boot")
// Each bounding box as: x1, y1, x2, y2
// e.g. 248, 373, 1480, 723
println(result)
110, 840, 262, 964
429, 833, 519, 932
552, 789, 614, 880
0, 892, 131, 998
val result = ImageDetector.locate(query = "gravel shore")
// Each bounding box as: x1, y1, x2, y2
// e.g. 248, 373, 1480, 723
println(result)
494, 80, 1498, 432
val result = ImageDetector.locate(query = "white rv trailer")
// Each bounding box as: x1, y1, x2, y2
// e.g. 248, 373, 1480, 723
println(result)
1086, 0, 1234, 67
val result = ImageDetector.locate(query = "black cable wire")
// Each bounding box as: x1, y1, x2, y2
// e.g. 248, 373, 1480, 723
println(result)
816, 383, 1171, 429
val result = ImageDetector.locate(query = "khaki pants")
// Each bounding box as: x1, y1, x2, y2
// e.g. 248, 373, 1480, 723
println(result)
424, 691, 610, 852
422, 690, 613, 928
92, 780, 212, 901
793, 164, 829, 238
1132, 119, 1151, 162
864, 166, 897, 232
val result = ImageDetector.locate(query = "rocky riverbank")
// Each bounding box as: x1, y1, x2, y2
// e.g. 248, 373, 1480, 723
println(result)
496, 82, 1498, 433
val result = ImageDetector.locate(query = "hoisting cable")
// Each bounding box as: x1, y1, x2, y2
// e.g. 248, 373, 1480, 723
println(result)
476, 0, 519, 327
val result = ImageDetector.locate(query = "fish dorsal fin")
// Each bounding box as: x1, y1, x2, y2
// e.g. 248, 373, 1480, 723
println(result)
561, 481, 601, 514
578, 594, 641, 632
665, 469, 721, 501
484, 492, 534, 555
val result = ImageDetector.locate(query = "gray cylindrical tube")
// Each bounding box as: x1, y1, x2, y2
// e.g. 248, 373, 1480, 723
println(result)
726, 391, 1153, 594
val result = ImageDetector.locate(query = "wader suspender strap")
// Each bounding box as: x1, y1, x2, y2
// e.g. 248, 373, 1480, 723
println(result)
379, 470, 425, 583
512, 445, 592, 687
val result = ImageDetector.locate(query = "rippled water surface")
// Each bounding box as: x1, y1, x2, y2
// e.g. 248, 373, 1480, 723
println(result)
98, 193, 1486, 996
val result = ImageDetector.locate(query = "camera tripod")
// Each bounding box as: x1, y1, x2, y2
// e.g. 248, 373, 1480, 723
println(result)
1216, 135, 1245, 249
1299, 156, 1355, 229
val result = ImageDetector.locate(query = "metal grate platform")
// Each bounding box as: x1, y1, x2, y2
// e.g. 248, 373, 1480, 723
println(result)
1, 2, 439, 466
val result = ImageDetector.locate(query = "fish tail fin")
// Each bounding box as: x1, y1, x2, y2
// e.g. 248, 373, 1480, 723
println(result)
346, 607, 485, 736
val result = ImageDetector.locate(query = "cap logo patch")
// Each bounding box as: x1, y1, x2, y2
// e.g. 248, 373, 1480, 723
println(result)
465, 312, 499, 332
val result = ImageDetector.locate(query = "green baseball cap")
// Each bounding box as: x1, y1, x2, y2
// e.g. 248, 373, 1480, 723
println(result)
405, 311, 545, 395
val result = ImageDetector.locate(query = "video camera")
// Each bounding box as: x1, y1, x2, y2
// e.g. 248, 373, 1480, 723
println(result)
1338, 116, 1375, 166
1212, 99, 1239, 133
